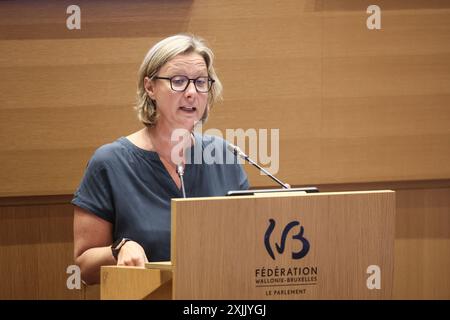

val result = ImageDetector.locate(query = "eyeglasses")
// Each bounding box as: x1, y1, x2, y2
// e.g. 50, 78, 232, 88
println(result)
153, 75, 215, 93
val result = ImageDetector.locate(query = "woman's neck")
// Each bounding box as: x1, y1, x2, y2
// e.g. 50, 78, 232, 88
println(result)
147, 123, 194, 165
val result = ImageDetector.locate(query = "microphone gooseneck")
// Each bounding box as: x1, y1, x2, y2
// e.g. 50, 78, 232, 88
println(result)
227, 143, 290, 189
176, 164, 187, 198
176, 123, 198, 199
176, 120, 202, 198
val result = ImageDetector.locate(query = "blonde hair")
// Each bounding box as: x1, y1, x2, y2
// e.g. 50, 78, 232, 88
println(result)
136, 34, 223, 127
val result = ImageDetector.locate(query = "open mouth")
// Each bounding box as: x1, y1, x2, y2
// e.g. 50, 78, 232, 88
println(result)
179, 106, 197, 113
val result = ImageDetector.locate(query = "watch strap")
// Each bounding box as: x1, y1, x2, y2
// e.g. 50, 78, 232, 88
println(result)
111, 237, 131, 260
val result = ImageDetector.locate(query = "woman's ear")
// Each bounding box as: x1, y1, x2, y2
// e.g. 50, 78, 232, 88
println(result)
144, 76, 156, 100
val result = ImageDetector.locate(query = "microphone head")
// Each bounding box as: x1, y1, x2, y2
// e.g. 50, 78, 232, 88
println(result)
176, 163, 184, 176
226, 143, 237, 154
227, 143, 246, 158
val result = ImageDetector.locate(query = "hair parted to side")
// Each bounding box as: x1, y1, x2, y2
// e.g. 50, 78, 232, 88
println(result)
135, 34, 223, 127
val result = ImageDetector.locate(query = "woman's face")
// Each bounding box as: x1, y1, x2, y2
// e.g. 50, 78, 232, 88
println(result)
145, 52, 209, 132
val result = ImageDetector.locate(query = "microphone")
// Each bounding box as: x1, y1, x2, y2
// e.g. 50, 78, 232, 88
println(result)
175, 120, 199, 199
176, 164, 187, 198
227, 143, 290, 189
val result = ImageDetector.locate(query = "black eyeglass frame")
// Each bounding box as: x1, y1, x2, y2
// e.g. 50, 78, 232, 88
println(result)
153, 75, 215, 93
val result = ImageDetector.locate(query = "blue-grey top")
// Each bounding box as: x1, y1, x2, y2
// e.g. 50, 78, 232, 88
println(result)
72, 133, 249, 261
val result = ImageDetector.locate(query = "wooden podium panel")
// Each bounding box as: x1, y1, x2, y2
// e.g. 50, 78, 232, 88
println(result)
171, 190, 395, 299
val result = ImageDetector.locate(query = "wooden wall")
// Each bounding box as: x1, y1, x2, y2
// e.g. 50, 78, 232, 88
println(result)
0, 0, 449, 299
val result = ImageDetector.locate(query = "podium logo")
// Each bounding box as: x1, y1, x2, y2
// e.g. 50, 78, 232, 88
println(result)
264, 219, 310, 260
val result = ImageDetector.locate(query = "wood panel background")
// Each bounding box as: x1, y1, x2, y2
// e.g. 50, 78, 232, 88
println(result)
0, 0, 448, 299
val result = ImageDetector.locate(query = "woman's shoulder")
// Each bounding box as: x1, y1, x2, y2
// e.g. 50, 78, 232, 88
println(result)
87, 138, 128, 169
197, 133, 229, 148
195, 133, 241, 166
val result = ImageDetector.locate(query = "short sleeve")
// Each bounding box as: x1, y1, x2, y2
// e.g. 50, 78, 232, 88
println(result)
71, 152, 115, 223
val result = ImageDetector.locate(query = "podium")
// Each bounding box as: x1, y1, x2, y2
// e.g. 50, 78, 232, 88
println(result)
101, 190, 395, 299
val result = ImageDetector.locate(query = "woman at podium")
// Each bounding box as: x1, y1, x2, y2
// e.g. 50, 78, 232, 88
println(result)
71, 34, 249, 285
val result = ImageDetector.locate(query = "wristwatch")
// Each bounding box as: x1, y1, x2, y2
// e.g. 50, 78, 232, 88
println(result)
111, 237, 131, 260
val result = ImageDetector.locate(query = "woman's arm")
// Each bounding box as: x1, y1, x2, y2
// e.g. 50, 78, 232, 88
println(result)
73, 206, 149, 285
73, 206, 115, 285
